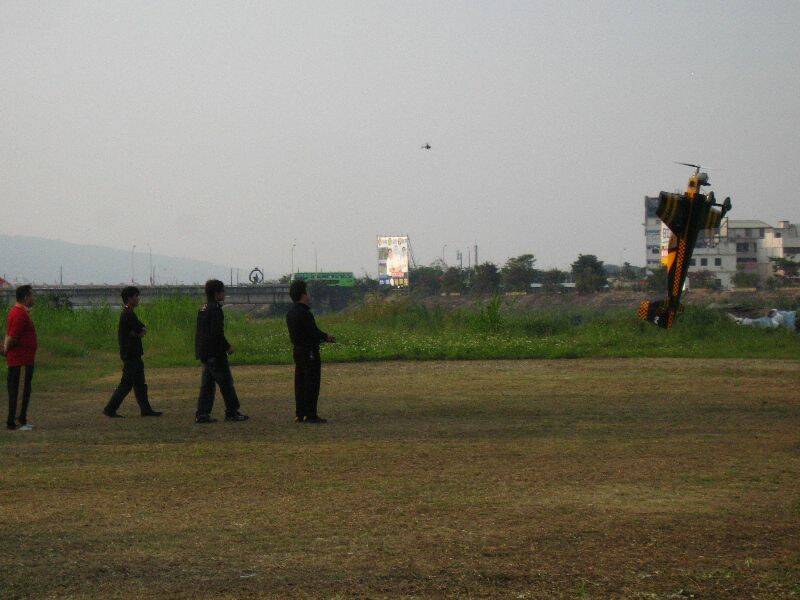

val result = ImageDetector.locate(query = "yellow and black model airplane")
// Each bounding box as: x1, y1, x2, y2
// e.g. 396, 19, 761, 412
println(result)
638, 164, 732, 328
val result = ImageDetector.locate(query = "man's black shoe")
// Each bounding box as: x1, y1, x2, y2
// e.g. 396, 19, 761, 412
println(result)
103, 410, 125, 418
225, 412, 249, 422
195, 415, 217, 424
141, 410, 163, 417
305, 416, 327, 424
294, 416, 305, 423
6, 423, 15, 430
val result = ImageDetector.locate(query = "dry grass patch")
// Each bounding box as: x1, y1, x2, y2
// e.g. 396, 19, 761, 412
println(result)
1, 359, 799, 598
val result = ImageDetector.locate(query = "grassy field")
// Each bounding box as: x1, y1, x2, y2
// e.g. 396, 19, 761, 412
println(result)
1, 359, 799, 598
1, 297, 798, 387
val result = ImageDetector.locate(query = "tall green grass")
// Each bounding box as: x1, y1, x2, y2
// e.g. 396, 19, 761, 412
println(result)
1, 296, 798, 384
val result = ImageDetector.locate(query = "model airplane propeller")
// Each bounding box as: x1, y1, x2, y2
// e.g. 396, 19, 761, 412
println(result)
638, 164, 732, 328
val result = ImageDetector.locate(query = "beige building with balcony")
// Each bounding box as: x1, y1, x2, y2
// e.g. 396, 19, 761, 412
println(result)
763, 220, 800, 263
718, 219, 773, 279
688, 235, 738, 289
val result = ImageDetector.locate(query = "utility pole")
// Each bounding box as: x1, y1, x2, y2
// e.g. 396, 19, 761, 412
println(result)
442, 243, 447, 266
291, 240, 296, 280
457, 250, 463, 270
474, 244, 478, 267
148, 244, 153, 286
131, 244, 136, 284
59, 265, 63, 286
314, 243, 318, 274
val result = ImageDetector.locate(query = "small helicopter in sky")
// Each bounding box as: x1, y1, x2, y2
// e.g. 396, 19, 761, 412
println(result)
421, 143, 431, 150
638, 163, 732, 329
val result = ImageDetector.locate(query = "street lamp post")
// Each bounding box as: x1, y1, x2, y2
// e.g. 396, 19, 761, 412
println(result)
442, 244, 447, 266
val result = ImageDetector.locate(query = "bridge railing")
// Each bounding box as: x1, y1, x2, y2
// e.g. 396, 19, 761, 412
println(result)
0, 285, 291, 307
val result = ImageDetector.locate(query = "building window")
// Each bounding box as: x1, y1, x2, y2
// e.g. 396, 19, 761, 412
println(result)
736, 243, 750, 252
746, 229, 753, 237
714, 258, 721, 266
689, 259, 696, 266
651, 247, 659, 254
700, 258, 708, 266
759, 228, 765, 238
775, 231, 782, 238
645, 199, 659, 218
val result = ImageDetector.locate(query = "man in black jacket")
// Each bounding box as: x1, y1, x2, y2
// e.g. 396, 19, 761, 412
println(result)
286, 279, 336, 423
194, 279, 248, 424
103, 286, 162, 418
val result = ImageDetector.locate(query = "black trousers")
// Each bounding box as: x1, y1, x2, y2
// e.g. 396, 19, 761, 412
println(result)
105, 357, 153, 415
196, 355, 240, 417
7, 364, 34, 427
293, 347, 321, 419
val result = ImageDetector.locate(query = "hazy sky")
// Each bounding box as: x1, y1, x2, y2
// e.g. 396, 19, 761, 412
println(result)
2, 1, 799, 277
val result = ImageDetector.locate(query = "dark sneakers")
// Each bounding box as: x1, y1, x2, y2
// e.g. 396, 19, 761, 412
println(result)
196, 413, 249, 423
105, 409, 162, 418
225, 412, 249, 422
294, 416, 329, 423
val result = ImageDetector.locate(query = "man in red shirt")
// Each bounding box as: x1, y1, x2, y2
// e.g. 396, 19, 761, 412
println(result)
3, 285, 37, 431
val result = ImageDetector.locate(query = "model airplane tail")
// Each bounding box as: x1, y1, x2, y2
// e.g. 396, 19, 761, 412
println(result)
637, 299, 673, 329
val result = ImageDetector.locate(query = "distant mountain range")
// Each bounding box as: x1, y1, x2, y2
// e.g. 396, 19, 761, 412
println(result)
0, 234, 239, 285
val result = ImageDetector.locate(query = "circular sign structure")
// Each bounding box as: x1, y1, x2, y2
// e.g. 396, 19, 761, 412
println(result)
249, 267, 264, 284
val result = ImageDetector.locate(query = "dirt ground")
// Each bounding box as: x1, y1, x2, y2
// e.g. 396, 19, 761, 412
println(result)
1, 359, 799, 598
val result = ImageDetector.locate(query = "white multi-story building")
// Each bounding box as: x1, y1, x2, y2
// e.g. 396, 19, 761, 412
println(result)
644, 196, 662, 269
642, 196, 797, 288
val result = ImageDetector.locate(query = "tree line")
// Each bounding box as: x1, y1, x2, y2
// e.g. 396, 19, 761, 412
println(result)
292, 254, 799, 308
408, 254, 611, 296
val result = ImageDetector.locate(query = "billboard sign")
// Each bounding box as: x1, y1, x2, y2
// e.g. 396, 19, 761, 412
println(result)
377, 235, 409, 287
660, 222, 672, 266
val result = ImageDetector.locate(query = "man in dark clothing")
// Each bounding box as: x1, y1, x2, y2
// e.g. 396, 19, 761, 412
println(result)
286, 279, 336, 423
194, 279, 248, 424
103, 286, 162, 418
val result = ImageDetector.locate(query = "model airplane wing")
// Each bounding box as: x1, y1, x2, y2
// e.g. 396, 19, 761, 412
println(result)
703, 206, 724, 231
656, 192, 690, 237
